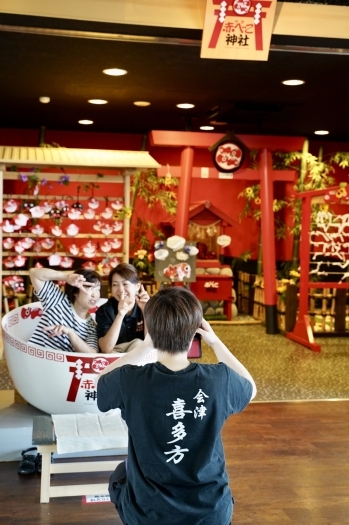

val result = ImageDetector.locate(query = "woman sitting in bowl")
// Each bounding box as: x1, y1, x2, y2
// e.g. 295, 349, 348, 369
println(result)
96, 263, 150, 354
29, 267, 101, 353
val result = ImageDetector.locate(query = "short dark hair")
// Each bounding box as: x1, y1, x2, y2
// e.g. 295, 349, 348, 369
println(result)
65, 269, 102, 304
108, 263, 140, 288
144, 287, 202, 354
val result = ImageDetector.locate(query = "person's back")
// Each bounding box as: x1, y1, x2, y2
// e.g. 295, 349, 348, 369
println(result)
96, 287, 257, 525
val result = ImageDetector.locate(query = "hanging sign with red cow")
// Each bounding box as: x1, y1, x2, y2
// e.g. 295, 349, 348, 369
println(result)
201, 0, 277, 61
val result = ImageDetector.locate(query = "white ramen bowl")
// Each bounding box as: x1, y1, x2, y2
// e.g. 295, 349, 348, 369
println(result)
2, 300, 157, 414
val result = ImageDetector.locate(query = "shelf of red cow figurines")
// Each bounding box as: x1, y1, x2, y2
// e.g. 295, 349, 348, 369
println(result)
1, 194, 125, 276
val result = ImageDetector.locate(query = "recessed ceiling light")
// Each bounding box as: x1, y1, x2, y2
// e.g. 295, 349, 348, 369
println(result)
103, 68, 127, 76
39, 96, 50, 104
200, 125, 214, 131
134, 101, 151, 107
282, 79, 305, 86
88, 99, 108, 105
176, 103, 195, 109
314, 130, 329, 135
78, 120, 93, 125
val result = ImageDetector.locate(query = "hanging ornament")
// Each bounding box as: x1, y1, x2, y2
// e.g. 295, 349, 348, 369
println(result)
217, 235, 231, 248
72, 186, 83, 211
3, 199, 19, 213
164, 164, 172, 186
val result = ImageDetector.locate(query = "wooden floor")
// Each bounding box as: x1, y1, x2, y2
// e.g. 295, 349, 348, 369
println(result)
1, 400, 349, 525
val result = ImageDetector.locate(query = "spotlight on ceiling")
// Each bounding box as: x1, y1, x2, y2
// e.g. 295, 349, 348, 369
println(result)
39, 96, 50, 104
176, 103, 195, 109
314, 130, 329, 135
282, 79, 305, 86
134, 101, 151, 107
200, 125, 214, 131
103, 68, 127, 76
88, 99, 108, 104
78, 120, 93, 125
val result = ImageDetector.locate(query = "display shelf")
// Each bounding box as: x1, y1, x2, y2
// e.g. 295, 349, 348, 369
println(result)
2, 251, 123, 257
3, 233, 123, 239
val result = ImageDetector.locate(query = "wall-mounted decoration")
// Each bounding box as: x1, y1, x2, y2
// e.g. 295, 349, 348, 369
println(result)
154, 236, 198, 283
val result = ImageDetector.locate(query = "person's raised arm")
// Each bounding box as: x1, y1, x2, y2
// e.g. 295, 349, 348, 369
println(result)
29, 268, 93, 295
196, 318, 257, 400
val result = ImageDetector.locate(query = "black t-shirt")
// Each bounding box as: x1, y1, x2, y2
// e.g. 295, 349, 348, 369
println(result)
96, 297, 145, 344
97, 361, 252, 525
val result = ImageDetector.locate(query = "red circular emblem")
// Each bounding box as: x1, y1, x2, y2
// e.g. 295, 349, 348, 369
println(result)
91, 357, 110, 373
213, 141, 244, 173
233, 0, 251, 15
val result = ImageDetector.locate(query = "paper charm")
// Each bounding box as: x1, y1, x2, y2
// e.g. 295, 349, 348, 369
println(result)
111, 199, 123, 210
14, 255, 27, 267
30, 205, 46, 218
3, 199, 18, 213
109, 257, 119, 268
88, 198, 100, 210
3, 257, 16, 268
110, 239, 122, 250
101, 207, 113, 219
2, 220, 15, 233
3, 237, 15, 250
68, 244, 80, 256
60, 256, 74, 269
82, 261, 97, 271
14, 213, 29, 227
93, 221, 105, 232
217, 235, 231, 248
66, 224, 80, 236
41, 238, 55, 250
51, 226, 63, 237
113, 221, 123, 232
48, 253, 62, 266
101, 241, 112, 253
83, 209, 95, 219
14, 241, 25, 254
101, 225, 113, 236
31, 224, 45, 235
68, 209, 82, 220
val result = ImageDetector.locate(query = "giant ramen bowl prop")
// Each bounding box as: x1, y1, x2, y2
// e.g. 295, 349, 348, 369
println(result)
2, 300, 157, 414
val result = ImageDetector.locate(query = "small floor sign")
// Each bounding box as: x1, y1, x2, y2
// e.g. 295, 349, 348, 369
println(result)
82, 494, 111, 504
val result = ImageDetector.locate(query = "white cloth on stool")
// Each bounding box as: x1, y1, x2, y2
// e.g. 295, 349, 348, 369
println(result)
52, 410, 128, 454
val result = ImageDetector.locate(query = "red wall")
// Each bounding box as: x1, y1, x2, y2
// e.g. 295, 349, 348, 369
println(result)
1, 128, 348, 262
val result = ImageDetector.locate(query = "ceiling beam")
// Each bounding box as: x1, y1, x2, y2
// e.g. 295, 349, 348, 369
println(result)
1, 0, 349, 40
1, 24, 349, 56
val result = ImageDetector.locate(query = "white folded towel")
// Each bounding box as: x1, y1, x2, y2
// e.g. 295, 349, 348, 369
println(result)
52, 411, 128, 454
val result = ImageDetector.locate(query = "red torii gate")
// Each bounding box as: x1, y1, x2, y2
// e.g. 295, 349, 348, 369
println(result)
149, 131, 305, 334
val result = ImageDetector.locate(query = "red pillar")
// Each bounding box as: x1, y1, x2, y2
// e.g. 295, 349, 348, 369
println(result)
260, 148, 278, 334
175, 146, 194, 237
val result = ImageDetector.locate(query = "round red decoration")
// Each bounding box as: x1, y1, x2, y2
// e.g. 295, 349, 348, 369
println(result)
213, 141, 245, 173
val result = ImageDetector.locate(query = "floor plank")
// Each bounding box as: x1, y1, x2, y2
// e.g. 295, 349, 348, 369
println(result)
1, 400, 348, 524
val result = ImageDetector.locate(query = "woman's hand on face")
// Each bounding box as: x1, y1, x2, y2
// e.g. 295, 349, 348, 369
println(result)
117, 291, 134, 317
135, 285, 150, 311
43, 325, 71, 338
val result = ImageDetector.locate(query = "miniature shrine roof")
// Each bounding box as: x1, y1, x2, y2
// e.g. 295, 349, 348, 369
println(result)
0, 146, 161, 170
169, 200, 238, 228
